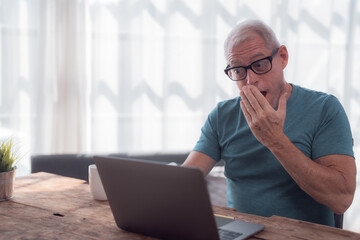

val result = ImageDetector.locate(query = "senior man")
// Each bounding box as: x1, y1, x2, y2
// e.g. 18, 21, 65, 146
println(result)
183, 19, 356, 227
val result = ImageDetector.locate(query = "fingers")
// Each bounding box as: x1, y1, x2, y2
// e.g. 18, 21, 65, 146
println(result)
277, 92, 287, 115
240, 86, 270, 117
240, 90, 256, 119
247, 86, 270, 110
241, 86, 260, 112
240, 100, 252, 123
240, 86, 288, 147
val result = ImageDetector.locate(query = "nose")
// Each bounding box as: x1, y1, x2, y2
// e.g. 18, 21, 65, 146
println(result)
246, 69, 258, 86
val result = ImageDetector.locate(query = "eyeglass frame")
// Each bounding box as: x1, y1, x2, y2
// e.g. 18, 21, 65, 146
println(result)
224, 47, 280, 81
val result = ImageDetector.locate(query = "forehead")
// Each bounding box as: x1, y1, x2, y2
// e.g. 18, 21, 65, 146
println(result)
226, 34, 269, 66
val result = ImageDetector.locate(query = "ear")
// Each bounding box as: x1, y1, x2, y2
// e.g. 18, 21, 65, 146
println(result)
278, 45, 288, 69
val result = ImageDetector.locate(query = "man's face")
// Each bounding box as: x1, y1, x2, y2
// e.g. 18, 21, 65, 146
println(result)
225, 34, 288, 109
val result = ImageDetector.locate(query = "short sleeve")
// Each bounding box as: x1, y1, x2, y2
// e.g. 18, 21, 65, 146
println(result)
193, 107, 222, 162
312, 95, 354, 159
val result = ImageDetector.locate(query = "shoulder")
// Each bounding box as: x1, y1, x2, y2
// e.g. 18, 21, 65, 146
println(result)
293, 84, 329, 99
215, 96, 240, 113
207, 96, 241, 122
292, 84, 341, 107
292, 85, 348, 123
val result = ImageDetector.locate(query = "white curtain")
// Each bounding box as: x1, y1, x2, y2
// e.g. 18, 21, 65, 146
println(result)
1, 0, 359, 231
36, 0, 89, 153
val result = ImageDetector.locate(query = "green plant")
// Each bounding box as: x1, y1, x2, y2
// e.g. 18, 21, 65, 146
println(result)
0, 138, 20, 172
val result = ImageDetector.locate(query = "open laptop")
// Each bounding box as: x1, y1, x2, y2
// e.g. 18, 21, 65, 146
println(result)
94, 156, 264, 240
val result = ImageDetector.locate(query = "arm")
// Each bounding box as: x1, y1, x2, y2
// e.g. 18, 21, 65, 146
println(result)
268, 134, 356, 214
240, 85, 357, 214
182, 151, 217, 176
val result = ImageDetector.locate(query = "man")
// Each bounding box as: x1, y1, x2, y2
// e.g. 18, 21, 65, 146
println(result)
183, 19, 356, 227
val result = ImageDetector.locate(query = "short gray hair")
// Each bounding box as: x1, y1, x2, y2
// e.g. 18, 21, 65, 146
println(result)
224, 19, 280, 59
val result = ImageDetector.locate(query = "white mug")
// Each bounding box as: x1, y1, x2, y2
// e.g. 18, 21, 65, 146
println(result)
88, 164, 107, 200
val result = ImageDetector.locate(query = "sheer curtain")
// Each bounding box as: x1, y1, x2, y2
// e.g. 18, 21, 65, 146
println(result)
0, 0, 359, 231
35, 0, 90, 153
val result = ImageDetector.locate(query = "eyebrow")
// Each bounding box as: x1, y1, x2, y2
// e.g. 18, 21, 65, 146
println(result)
249, 52, 266, 61
230, 52, 267, 66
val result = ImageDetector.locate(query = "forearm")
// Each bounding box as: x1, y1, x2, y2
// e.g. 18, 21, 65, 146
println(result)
267, 134, 356, 214
182, 151, 217, 176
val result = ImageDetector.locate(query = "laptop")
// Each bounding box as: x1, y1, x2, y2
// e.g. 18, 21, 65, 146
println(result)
94, 156, 265, 240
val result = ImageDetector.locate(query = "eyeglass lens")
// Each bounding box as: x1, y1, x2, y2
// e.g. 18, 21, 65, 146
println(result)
228, 58, 272, 80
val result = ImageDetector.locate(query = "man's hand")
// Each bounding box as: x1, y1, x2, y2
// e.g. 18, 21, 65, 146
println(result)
240, 85, 287, 148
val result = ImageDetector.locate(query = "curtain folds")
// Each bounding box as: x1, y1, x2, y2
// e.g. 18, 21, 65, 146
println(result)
35, 0, 90, 153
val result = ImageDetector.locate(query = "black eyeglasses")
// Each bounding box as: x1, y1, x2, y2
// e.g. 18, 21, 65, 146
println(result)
224, 48, 279, 81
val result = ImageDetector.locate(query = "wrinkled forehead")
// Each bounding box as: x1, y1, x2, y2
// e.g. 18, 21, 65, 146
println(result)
225, 29, 259, 52
225, 33, 268, 65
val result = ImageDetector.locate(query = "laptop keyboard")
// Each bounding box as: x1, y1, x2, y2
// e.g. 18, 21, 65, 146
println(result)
218, 229, 243, 240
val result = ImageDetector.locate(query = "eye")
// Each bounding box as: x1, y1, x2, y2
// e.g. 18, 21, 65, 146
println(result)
253, 60, 266, 68
252, 59, 270, 72
231, 67, 245, 75
227, 67, 247, 80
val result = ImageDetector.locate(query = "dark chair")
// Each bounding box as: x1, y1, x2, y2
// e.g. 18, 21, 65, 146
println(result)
334, 213, 343, 229
31, 154, 94, 181
31, 152, 191, 181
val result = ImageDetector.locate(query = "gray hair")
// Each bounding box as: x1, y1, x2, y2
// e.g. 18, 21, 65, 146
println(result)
224, 19, 280, 59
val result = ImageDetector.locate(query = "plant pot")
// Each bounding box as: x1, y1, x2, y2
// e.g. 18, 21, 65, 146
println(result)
0, 168, 16, 201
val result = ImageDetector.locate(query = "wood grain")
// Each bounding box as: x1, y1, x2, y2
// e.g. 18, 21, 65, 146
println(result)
0, 172, 359, 240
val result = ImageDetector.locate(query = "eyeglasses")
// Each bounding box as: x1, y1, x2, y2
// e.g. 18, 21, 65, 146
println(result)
224, 48, 279, 81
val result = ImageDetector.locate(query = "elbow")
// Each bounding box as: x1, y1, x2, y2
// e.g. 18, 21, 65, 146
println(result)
332, 204, 349, 215
330, 191, 356, 214
332, 169, 357, 214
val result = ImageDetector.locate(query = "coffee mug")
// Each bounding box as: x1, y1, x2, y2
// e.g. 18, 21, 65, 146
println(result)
88, 164, 107, 200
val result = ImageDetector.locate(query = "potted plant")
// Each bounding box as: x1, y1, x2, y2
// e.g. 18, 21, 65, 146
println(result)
0, 138, 21, 201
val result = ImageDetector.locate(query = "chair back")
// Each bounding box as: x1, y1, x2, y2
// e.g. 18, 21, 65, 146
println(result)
334, 213, 343, 229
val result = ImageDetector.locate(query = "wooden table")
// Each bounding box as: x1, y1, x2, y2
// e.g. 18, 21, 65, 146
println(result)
1, 172, 359, 240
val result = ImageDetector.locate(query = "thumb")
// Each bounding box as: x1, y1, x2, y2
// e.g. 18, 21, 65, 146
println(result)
277, 92, 287, 114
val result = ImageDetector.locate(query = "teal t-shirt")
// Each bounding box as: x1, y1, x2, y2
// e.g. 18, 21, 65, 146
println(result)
194, 84, 354, 227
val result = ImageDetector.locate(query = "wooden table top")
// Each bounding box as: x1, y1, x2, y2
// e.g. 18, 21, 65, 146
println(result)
0, 172, 359, 240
